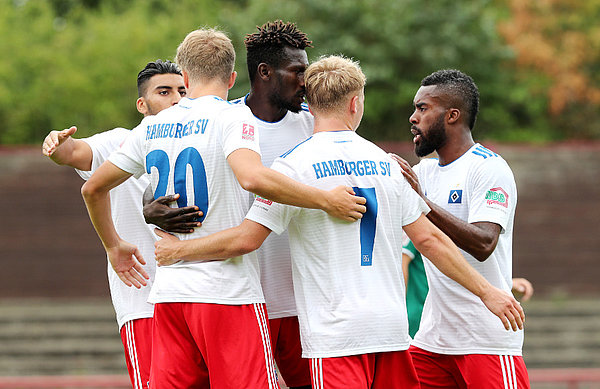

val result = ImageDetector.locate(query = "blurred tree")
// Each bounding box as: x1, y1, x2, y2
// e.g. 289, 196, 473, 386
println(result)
499, 0, 600, 138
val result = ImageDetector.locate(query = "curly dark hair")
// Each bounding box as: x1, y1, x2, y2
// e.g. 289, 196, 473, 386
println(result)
244, 20, 313, 82
421, 69, 480, 130
136, 59, 181, 97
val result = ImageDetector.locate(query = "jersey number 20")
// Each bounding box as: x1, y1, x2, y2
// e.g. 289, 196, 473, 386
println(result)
146, 147, 208, 222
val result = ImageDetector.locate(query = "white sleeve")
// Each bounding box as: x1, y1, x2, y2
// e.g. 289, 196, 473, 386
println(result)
393, 160, 430, 226
467, 158, 516, 231
108, 122, 148, 179
245, 156, 300, 235
75, 128, 130, 180
221, 105, 261, 158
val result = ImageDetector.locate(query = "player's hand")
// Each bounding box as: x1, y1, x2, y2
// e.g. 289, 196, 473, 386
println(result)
143, 193, 203, 233
325, 186, 366, 222
512, 278, 534, 302
42, 126, 77, 157
389, 153, 425, 198
106, 239, 149, 288
480, 285, 525, 331
154, 228, 183, 267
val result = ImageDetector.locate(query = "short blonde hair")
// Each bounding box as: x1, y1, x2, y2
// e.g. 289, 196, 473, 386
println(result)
175, 28, 235, 85
305, 55, 366, 113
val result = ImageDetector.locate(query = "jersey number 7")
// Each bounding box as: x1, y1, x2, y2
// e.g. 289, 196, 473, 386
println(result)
353, 187, 377, 266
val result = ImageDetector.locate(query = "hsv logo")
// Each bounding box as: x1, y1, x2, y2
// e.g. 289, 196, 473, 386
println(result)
242, 123, 255, 141
448, 189, 463, 204
485, 187, 508, 208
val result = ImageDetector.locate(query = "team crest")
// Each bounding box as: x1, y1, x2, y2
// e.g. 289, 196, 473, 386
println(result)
448, 189, 463, 204
485, 187, 508, 208
242, 123, 255, 141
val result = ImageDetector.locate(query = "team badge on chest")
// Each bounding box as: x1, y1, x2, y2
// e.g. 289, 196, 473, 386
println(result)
448, 189, 463, 204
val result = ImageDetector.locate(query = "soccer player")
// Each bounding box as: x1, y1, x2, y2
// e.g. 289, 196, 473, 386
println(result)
81, 29, 365, 388
393, 69, 530, 388
143, 21, 315, 389
41, 59, 189, 388
152, 55, 524, 389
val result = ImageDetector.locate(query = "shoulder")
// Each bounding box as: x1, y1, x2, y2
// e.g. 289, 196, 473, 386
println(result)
468, 144, 514, 176
279, 135, 314, 159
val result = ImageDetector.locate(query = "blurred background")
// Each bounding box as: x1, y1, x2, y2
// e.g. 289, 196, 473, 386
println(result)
1, 0, 599, 387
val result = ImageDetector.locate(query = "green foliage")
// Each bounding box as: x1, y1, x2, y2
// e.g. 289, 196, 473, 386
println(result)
0, 0, 597, 144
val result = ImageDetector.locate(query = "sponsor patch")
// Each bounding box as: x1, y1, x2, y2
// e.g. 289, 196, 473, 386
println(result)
448, 189, 463, 204
485, 187, 508, 208
255, 195, 272, 206
242, 123, 255, 141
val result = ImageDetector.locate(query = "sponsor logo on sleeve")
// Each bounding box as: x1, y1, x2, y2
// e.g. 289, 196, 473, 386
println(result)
485, 187, 508, 208
255, 195, 272, 206
448, 189, 463, 204
242, 123, 255, 141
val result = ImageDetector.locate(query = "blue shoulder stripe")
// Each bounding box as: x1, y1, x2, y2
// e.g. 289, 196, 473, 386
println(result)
300, 102, 309, 112
476, 145, 498, 157
472, 149, 490, 159
280, 136, 313, 158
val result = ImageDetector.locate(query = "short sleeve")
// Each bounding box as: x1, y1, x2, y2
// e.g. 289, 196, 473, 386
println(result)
245, 156, 301, 235
108, 122, 148, 179
221, 105, 261, 158
75, 128, 130, 180
467, 158, 516, 231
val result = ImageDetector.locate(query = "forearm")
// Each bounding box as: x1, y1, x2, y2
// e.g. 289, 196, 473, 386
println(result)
81, 185, 120, 250
51, 138, 92, 171
175, 227, 253, 261
414, 228, 491, 298
246, 165, 328, 210
424, 198, 496, 261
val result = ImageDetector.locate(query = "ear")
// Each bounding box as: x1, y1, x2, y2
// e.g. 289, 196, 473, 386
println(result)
257, 63, 271, 81
136, 97, 148, 115
447, 108, 460, 124
182, 70, 190, 89
349, 95, 359, 114
227, 71, 237, 90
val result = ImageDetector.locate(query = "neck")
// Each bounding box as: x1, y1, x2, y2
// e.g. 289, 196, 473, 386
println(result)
313, 115, 354, 134
188, 81, 229, 100
436, 128, 475, 165
245, 90, 287, 123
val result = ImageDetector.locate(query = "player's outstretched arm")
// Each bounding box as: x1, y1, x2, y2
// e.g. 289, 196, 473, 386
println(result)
404, 214, 524, 331
42, 126, 93, 171
142, 185, 203, 233
391, 153, 500, 261
227, 148, 366, 222
154, 219, 271, 266
81, 161, 149, 288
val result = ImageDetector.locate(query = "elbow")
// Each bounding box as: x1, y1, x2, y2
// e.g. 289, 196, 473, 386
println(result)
237, 174, 261, 194
235, 235, 262, 255
470, 235, 497, 262
81, 180, 103, 202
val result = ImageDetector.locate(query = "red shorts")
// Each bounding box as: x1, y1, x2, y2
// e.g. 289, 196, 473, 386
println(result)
269, 316, 311, 387
120, 318, 153, 389
150, 302, 279, 389
310, 350, 419, 389
410, 345, 530, 389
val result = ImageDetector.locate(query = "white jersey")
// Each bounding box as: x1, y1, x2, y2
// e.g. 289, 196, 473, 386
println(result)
411, 143, 523, 355
246, 130, 429, 358
109, 96, 264, 305
76, 128, 155, 329
232, 95, 314, 319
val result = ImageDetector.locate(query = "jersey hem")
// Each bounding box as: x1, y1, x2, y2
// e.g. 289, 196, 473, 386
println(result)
411, 341, 523, 356
302, 342, 411, 359
117, 311, 155, 330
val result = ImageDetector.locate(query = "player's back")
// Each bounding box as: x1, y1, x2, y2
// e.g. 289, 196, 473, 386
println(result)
113, 95, 264, 305
263, 130, 428, 357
